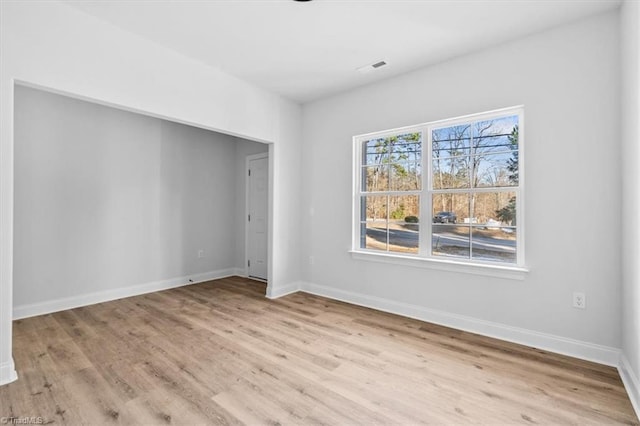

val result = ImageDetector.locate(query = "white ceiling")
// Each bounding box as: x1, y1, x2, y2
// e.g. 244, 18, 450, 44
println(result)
64, 0, 621, 104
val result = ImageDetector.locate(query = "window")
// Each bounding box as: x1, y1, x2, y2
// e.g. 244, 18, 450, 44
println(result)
353, 107, 524, 269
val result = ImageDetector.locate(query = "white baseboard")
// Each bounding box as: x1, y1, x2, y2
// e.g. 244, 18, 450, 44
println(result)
13, 268, 237, 320
266, 281, 301, 299
619, 353, 640, 419
0, 357, 18, 386
299, 281, 621, 367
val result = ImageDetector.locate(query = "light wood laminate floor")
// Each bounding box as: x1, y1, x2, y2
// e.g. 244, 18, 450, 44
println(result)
1, 277, 638, 425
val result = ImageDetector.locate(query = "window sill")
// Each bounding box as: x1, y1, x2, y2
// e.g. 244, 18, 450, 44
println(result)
349, 250, 529, 280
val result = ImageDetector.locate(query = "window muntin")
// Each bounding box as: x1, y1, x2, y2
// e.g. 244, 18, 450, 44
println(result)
355, 107, 523, 267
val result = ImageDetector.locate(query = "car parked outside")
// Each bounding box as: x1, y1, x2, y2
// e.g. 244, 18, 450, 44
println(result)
433, 211, 457, 224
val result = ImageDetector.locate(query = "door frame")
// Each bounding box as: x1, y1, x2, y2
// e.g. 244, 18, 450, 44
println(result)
245, 152, 269, 281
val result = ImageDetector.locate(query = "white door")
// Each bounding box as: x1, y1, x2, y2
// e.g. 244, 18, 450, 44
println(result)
247, 154, 268, 280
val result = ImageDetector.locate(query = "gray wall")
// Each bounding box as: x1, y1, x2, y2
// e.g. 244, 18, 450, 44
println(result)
14, 85, 265, 307
301, 11, 621, 350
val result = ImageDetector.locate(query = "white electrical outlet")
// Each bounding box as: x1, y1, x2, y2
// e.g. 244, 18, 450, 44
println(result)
573, 292, 586, 309
198, 249, 205, 258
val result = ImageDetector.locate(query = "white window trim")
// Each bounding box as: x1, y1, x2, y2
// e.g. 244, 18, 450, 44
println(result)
349, 250, 528, 280
352, 106, 527, 277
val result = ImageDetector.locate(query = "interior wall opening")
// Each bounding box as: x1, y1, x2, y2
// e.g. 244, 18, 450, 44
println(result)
13, 83, 270, 319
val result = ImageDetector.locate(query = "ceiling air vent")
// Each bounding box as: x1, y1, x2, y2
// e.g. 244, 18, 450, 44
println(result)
357, 60, 389, 73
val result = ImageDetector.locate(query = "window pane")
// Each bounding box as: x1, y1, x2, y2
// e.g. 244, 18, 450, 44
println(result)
432, 154, 470, 189
363, 138, 390, 166
362, 221, 388, 251
431, 193, 470, 258
432, 124, 472, 190
432, 193, 470, 225
471, 227, 516, 263
364, 132, 422, 166
472, 152, 518, 188
361, 195, 388, 221
471, 117, 519, 188
473, 115, 519, 146
389, 224, 419, 254
388, 195, 419, 254
362, 165, 389, 192
471, 192, 516, 226
470, 192, 517, 262
432, 224, 470, 259
390, 195, 419, 220
432, 124, 471, 154
390, 133, 422, 163
390, 162, 421, 191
